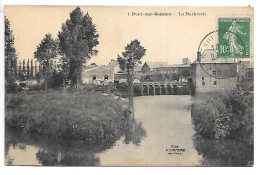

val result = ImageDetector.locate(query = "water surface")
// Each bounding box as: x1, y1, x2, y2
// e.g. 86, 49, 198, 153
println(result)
5, 95, 252, 166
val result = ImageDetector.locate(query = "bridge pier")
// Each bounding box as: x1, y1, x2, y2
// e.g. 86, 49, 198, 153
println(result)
148, 85, 155, 95
141, 81, 186, 96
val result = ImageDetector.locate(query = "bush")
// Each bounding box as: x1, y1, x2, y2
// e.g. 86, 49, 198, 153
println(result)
5, 92, 129, 141
117, 82, 128, 94
19, 82, 26, 87
192, 89, 253, 145
5, 83, 18, 93
28, 84, 42, 91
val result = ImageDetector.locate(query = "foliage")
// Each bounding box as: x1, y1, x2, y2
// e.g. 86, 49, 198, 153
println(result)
5, 16, 18, 92
5, 81, 18, 93
117, 40, 146, 111
48, 71, 64, 90
117, 82, 129, 95
28, 84, 42, 91
192, 89, 254, 146
58, 7, 99, 89
133, 84, 142, 96
193, 133, 253, 166
35, 71, 43, 82
117, 40, 146, 72
34, 33, 58, 92
5, 92, 129, 141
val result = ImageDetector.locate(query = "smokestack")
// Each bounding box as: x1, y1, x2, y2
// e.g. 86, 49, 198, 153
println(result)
197, 52, 201, 62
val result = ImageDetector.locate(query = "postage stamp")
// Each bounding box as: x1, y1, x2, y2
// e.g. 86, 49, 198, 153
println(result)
218, 17, 251, 58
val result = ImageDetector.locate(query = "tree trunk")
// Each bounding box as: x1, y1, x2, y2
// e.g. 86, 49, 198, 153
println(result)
63, 77, 65, 93
44, 69, 49, 93
128, 69, 134, 116
44, 74, 48, 93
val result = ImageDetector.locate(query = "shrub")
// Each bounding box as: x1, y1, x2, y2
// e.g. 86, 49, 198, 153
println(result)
192, 89, 253, 145
5, 92, 129, 141
28, 84, 42, 91
5, 83, 18, 93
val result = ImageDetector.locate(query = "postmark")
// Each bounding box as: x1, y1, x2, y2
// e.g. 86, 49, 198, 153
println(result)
218, 17, 250, 58
197, 30, 244, 79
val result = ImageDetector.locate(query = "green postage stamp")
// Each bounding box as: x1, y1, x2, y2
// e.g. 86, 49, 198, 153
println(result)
218, 17, 250, 58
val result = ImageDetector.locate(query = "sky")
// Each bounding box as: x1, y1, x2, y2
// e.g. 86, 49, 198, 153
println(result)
5, 6, 253, 66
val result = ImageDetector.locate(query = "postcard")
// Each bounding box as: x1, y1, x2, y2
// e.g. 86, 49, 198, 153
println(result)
4, 6, 254, 166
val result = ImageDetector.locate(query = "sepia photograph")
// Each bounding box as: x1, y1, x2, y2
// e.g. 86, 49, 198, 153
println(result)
3, 5, 254, 167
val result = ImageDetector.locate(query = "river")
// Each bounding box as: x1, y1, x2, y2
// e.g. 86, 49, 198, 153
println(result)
5, 95, 253, 166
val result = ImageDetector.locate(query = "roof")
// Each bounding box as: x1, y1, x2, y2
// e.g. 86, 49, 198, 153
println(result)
157, 64, 190, 68
85, 64, 98, 70
135, 65, 143, 72
192, 49, 236, 64
107, 59, 119, 67
144, 62, 168, 69
84, 66, 113, 73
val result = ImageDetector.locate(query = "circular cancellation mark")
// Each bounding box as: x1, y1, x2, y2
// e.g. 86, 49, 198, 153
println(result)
197, 30, 247, 79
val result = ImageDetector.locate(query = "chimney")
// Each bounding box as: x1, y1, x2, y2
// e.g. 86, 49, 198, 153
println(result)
197, 52, 201, 62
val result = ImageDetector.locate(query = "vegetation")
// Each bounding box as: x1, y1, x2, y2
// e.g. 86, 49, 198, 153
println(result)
117, 40, 146, 112
34, 33, 59, 93
5, 92, 130, 141
5, 16, 18, 93
192, 89, 253, 146
58, 7, 99, 90
193, 133, 253, 166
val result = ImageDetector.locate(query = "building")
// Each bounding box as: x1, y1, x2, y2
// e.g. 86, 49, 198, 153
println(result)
114, 65, 143, 85
182, 58, 190, 65
82, 66, 114, 85
114, 72, 127, 84
106, 59, 121, 73
237, 61, 254, 91
191, 50, 238, 94
141, 62, 168, 75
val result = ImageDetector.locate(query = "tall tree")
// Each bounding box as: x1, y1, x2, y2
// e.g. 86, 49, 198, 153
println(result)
31, 59, 34, 78
117, 40, 146, 113
59, 55, 70, 92
58, 7, 99, 90
22, 59, 26, 76
18, 60, 21, 80
27, 59, 30, 79
34, 33, 58, 93
5, 16, 17, 84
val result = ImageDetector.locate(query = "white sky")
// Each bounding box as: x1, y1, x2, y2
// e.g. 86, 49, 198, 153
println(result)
5, 6, 253, 66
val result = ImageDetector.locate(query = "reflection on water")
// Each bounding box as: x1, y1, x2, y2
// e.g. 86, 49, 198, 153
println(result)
5, 115, 146, 166
193, 133, 253, 167
5, 95, 253, 166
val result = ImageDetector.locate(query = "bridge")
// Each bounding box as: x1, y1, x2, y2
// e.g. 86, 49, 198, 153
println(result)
139, 81, 189, 96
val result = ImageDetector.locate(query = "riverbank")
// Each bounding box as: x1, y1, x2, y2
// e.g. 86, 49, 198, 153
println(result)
5, 91, 129, 141
192, 89, 254, 146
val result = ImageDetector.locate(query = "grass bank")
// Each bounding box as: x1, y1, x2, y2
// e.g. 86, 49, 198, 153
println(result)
5, 91, 129, 141
192, 89, 254, 146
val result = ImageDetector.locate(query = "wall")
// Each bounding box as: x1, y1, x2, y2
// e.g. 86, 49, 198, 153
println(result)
82, 67, 114, 85
192, 63, 237, 94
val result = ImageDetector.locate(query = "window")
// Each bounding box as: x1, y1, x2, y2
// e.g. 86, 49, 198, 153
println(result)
202, 77, 204, 80
214, 81, 217, 85
202, 82, 205, 85
104, 75, 108, 80
212, 71, 216, 76
92, 75, 96, 80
